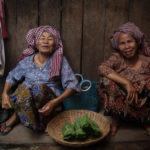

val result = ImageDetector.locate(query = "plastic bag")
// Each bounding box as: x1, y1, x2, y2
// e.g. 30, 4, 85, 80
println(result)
62, 73, 99, 112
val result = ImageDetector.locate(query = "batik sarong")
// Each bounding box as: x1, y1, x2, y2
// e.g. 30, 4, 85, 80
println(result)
10, 84, 56, 131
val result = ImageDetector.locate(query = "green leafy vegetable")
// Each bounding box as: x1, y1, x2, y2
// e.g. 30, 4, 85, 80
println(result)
62, 122, 75, 140
74, 117, 86, 140
62, 114, 101, 141
80, 114, 101, 138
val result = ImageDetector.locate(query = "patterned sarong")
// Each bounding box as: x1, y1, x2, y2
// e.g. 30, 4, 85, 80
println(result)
97, 77, 150, 122
10, 84, 56, 131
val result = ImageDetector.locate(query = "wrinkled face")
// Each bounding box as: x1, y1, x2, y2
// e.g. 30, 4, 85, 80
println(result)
118, 32, 138, 59
37, 31, 55, 54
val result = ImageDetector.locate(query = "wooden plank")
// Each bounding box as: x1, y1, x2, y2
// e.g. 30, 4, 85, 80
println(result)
82, 0, 105, 80
16, 0, 38, 63
39, 0, 61, 30
4, 0, 17, 75
129, 0, 150, 43
61, 0, 83, 73
104, 0, 129, 60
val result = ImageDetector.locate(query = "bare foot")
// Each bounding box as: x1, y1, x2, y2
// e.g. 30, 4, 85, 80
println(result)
144, 123, 150, 136
110, 118, 120, 136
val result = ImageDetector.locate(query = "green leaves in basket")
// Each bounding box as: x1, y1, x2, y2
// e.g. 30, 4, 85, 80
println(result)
88, 118, 101, 138
79, 114, 90, 129
62, 122, 75, 140
80, 114, 101, 138
74, 117, 86, 140
62, 114, 101, 141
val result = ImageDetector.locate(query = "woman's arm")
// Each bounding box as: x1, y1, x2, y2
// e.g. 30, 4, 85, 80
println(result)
1, 82, 12, 109
105, 71, 138, 104
2, 60, 26, 109
39, 57, 80, 115
98, 53, 138, 104
38, 88, 75, 115
60, 57, 80, 92
106, 71, 130, 85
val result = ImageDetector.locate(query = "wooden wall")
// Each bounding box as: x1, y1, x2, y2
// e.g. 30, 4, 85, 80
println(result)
4, 0, 150, 80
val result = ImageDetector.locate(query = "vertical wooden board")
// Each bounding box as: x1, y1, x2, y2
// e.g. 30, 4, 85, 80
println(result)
82, 0, 105, 80
61, 0, 83, 73
39, 0, 61, 30
4, 0, 17, 75
104, 0, 129, 60
129, 0, 150, 43
16, 0, 38, 62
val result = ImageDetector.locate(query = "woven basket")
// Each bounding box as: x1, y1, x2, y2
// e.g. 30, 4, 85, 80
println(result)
47, 110, 110, 147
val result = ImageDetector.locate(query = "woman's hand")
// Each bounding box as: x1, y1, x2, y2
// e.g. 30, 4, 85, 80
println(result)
1, 92, 12, 109
124, 80, 138, 105
106, 72, 138, 105
38, 88, 75, 116
38, 99, 57, 116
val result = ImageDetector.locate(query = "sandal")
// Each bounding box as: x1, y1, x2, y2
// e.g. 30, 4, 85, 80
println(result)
0, 122, 13, 135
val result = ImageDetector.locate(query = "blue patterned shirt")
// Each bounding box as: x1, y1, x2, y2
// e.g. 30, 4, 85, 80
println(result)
6, 55, 80, 96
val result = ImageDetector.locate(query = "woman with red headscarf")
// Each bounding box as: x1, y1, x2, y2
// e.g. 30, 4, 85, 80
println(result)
0, 26, 80, 135
98, 22, 150, 136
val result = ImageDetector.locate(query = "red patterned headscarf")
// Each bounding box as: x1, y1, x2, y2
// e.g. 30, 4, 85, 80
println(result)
110, 22, 150, 56
18, 26, 63, 80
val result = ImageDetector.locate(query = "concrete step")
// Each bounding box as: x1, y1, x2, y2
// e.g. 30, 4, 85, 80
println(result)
0, 116, 149, 145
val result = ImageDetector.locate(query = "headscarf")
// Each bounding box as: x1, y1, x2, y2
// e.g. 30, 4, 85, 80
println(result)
18, 25, 63, 80
110, 22, 150, 56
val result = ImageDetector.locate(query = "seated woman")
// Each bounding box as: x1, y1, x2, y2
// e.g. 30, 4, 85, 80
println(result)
0, 26, 80, 135
98, 22, 150, 136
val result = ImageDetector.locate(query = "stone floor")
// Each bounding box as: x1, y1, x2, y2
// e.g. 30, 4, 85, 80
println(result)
0, 77, 150, 150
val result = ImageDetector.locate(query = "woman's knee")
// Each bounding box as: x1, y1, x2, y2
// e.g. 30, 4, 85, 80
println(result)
99, 77, 116, 88
31, 84, 56, 99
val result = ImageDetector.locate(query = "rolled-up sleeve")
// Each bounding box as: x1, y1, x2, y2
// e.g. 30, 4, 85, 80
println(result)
98, 53, 120, 76
61, 57, 80, 92
6, 61, 25, 86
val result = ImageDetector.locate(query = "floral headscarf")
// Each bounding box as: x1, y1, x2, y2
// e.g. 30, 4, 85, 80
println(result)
110, 22, 150, 56
18, 26, 63, 80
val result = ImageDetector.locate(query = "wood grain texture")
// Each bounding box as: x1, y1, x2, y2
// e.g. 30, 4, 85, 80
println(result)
4, 0, 150, 80
104, 0, 129, 60
16, 0, 38, 61
129, 0, 150, 43
82, 0, 105, 80
39, 0, 61, 30
5, 0, 17, 74
61, 0, 83, 73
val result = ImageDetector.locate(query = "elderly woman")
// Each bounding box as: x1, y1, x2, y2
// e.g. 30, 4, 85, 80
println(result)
98, 22, 150, 136
0, 26, 80, 135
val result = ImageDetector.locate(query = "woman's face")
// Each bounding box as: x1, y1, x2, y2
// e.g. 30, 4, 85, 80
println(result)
37, 32, 55, 55
118, 32, 138, 59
